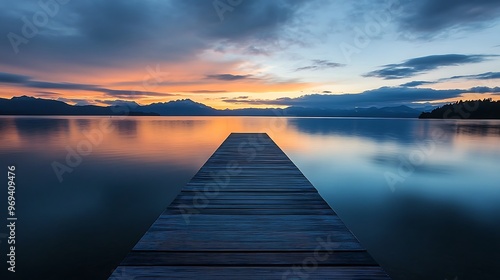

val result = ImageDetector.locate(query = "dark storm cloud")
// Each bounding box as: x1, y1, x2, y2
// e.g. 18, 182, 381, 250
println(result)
295, 60, 345, 71
206, 74, 251, 81
0, 0, 310, 69
396, 0, 500, 35
0, 71, 172, 98
223, 87, 465, 108
364, 54, 497, 79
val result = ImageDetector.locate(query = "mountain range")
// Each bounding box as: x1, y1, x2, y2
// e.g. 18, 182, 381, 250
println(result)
0, 96, 424, 118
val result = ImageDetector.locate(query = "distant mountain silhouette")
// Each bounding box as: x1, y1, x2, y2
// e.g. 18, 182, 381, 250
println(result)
283, 105, 420, 118
137, 99, 217, 115
0, 96, 423, 118
0, 96, 159, 116
211, 105, 420, 118
419, 99, 500, 119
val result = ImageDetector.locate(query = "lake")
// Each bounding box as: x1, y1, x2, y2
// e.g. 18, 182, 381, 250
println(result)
0, 116, 499, 280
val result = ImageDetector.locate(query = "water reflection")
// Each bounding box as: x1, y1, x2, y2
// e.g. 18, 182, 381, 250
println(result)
0, 116, 499, 280
288, 118, 420, 144
74, 118, 91, 130
111, 119, 138, 137
14, 117, 69, 137
439, 121, 500, 136
370, 153, 456, 175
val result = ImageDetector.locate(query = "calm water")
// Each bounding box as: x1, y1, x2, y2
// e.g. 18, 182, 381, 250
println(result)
0, 116, 499, 280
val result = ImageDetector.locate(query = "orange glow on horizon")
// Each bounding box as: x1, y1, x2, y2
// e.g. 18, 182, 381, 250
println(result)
0, 58, 318, 109
0, 116, 308, 163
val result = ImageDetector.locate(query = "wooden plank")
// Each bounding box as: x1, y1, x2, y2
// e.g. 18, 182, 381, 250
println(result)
164, 208, 338, 215
110, 266, 390, 279
109, 133, 391, 279
121, 251, 378, 266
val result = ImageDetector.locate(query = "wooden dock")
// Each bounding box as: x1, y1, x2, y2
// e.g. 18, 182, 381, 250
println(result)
109, 133, 390, 279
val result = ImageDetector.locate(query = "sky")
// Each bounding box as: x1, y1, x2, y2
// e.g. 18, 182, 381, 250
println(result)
0, 0, 499, 109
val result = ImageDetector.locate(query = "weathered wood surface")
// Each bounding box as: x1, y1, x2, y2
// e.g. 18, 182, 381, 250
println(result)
109, 133, 390, 279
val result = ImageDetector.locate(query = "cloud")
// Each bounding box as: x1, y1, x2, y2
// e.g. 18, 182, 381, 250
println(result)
400, 81, 435, 87
402, 71, 500, 87
95, 99, 140, 107
0, 72, 31, 83
467, 86, 500, 93
56, 97, 95, 106
183, 90, 228, 94
101, 89, 171, 98
25, 81, 98, 91
364, 54, 497, 79
244, 46, 270, 56
0, 0, 311, 70
0, 71, 173, 99
295, 60, 345, 71
223, 87, 466, 108
34, 91, 62, 98
446, 71, 500, 81
206, 74, 251, 81
396, 0, 500, 36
